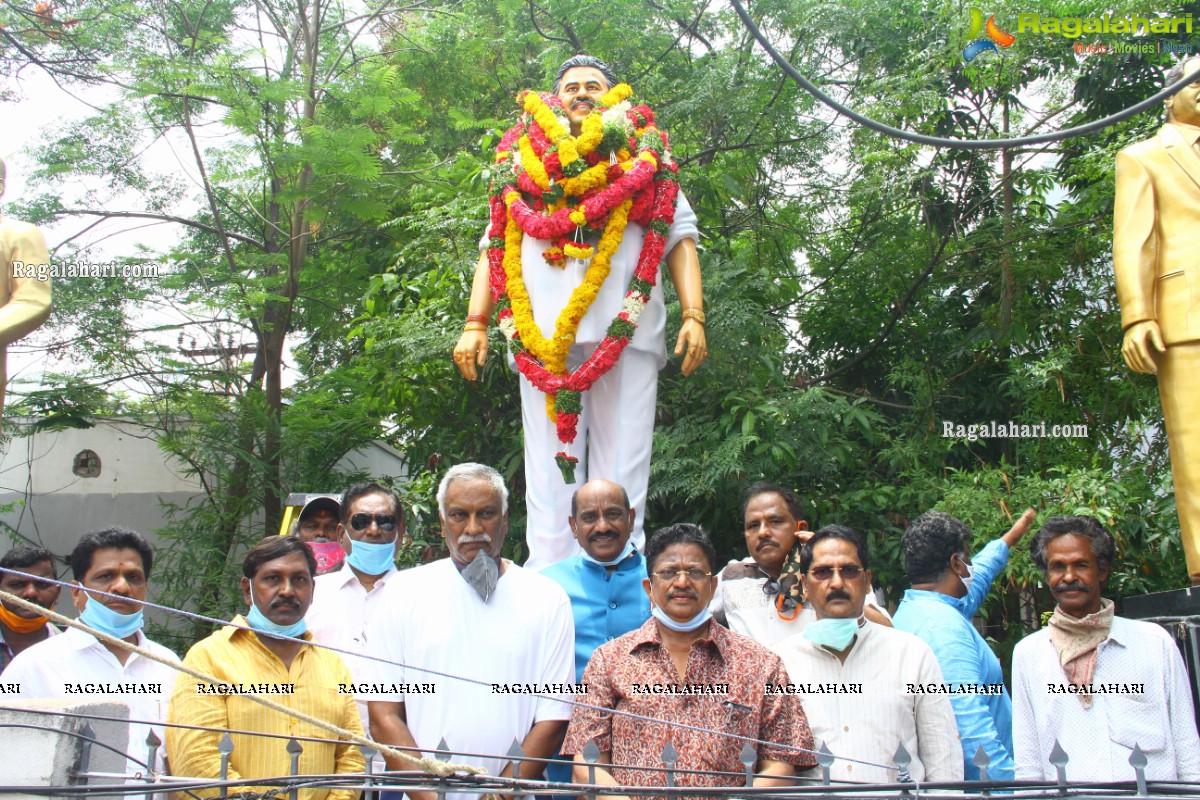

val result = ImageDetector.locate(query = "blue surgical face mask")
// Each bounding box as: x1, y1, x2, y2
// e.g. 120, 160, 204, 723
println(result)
651, 604, 712, 632
345, 537, 397, 576
246, 587, 307, 640
803, 616, 862, 651
78, 596, 144, 640
580, 540, 635, 568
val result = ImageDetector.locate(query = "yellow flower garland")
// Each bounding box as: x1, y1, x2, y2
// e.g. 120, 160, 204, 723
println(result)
503, 195, 634, 377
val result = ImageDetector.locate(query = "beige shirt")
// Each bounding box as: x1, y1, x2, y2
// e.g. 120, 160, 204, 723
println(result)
771, 620, 963, 784
0, 217, 52, 404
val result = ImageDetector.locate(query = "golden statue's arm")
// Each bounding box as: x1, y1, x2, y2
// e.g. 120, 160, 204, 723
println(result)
0, 221, 52, 346
1113, 150, 1165, 375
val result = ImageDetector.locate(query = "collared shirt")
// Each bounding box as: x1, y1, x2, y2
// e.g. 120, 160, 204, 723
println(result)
562, 617, 816, 794
893, 538, 1014, 780
710, 558, 887, 645
2, 626, 179, 776
362, 559, 575, 800
484, 192, 698, 367
1168, 121, 1200, 148
541, 550, 651, 682
165, 615, 365, 800
307, 565, 398, 731
0, 620, 58, 673
1012, 615, 1200, 781
771, 621, 962, 784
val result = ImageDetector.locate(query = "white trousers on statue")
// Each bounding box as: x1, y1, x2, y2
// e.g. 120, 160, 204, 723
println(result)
519, 346, 659, 570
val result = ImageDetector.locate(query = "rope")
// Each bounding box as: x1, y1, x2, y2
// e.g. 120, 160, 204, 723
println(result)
0, 588, 483, 780
0, 567, 896, 772
728, 0, 1200, 150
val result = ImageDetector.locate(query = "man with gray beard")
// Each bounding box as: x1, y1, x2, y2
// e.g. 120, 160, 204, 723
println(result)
363, 463, 576, 800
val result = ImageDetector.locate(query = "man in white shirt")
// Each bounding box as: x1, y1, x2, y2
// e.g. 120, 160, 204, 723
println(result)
306, 481, 405, 734
712, 483, 889, 644
3, 527, 180, 776
364, 463, 575, 800
1012, 515, 1200, 781
0, 545, 61, 672
771, 525, 961, 784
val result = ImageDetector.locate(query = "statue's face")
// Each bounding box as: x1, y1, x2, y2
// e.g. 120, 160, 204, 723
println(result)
1165, 57, 1200, 127
556, 66, 609, 130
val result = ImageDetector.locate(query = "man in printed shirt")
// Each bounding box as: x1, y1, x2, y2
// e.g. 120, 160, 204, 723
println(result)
893, 508, 1036, 780
1012, 516, 1200, 781
562, 523, 815, 793
167, 535, 364, 800
771, 525, 961, 784
0, 545, 61, 672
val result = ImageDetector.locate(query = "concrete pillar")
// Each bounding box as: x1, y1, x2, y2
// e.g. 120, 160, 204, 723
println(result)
0, 699, 130, 797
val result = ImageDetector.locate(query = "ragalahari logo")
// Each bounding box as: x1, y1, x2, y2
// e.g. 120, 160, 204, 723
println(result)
963, 8, 1016, 61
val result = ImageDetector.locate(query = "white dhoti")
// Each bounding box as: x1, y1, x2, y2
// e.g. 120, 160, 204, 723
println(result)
500, 193, 698, 571
520, 346, 659, 570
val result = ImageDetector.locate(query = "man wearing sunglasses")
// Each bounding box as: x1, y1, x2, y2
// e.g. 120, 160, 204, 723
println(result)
771, 525, 961, 784
307, 482, 406, 733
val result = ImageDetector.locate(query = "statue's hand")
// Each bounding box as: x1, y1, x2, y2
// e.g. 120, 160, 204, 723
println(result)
1122, 320, 1165, 375
453, 329, 489, 381
674, 318, 707, 377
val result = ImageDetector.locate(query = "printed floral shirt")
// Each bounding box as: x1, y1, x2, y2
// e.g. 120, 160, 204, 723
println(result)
562, 617, 815, 793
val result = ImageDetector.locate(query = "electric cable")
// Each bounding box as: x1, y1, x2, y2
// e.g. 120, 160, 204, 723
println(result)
728, 0, 1200, 150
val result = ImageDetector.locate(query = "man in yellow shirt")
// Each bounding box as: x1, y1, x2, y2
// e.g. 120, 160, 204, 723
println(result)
166, 535, 364, 799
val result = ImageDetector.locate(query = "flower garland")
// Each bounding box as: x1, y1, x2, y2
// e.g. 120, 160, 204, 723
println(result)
486, 85, 680, 482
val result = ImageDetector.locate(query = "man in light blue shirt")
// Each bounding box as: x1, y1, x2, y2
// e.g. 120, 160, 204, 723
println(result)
541, 479, 651, 782
893, 508, 1036, 781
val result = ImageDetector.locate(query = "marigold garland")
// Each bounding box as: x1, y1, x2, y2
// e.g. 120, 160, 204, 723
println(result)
487, 84, 680, 482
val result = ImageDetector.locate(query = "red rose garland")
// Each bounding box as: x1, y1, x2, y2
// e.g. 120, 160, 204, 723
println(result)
486, 88, 681, 482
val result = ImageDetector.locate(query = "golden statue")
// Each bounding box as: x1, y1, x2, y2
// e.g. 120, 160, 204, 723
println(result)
0, 157, 53, 429
1113, 55, 1200, 583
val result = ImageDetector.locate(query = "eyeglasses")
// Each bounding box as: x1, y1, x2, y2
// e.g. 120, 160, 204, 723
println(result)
807, 565, 864, 582
349, 513, 398, 532
651, 568, 712, 584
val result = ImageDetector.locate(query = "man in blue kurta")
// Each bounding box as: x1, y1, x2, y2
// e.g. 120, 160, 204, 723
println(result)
541, 478, 651, 781
893, 508, 1036, 781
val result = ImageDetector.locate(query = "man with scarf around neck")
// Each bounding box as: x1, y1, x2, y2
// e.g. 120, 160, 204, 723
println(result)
892, 508, 1036, 781
711, 483, 889, 645
1012, 516, 1200, 781
167, 535, 364, 800
363, 463, 575, 800
307, 482, 406, 735
770, 525, 960, 784
0, 545, 61, 672
562, 523, 815, 797
541, 479, 651, 782
4, 528, 179, 778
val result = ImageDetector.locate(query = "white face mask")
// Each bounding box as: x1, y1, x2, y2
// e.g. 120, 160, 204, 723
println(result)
956, 554, 975, 594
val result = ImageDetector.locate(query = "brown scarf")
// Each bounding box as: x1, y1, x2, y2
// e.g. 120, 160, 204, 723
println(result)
1047, 598, 1115, 709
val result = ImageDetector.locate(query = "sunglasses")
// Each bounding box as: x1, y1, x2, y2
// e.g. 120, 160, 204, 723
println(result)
349, 513, 398, 532
807, 565, 864, 582
651, 568, 712, 584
